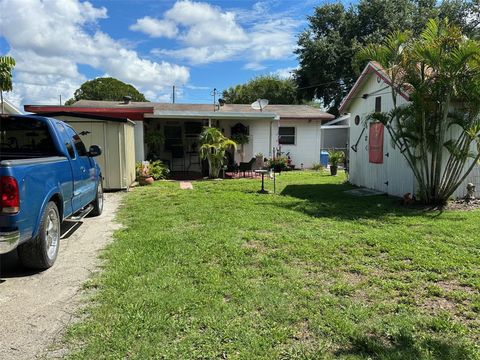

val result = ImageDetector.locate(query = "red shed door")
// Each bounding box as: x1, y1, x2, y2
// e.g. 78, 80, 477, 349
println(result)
369, 123, 384, 164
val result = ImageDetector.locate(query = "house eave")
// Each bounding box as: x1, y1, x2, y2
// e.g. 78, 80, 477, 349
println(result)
145, 111, 278, 120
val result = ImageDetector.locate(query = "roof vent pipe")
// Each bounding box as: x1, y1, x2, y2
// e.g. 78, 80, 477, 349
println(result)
123, 95, 132, 104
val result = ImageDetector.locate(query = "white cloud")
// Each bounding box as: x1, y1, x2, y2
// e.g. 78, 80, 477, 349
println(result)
143, 0, 299, 67
244, 62, 266, 71
0, 0, 190, 106
272, 67, 297, 79
164, 0, 247, 46
130, 17, 178, 38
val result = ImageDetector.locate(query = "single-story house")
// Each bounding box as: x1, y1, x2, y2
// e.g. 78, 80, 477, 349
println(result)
25, 100, 340, 173
340, 61, 480, 199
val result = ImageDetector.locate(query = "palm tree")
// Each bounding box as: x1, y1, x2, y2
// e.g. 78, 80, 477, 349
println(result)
358, 19, 480, 204
199, 127, 236, 178
0, 55, 16, 114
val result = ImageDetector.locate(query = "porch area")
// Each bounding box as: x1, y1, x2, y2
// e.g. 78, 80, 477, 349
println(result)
142, 110, 277, 178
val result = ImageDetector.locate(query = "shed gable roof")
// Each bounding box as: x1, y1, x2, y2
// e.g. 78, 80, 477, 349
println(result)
338, 61, 410, 114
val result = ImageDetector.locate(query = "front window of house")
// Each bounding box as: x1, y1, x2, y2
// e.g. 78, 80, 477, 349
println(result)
279, 127, 295, 145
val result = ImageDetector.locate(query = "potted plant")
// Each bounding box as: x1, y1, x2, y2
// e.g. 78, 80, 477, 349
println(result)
254, 152, 264, 169
199, 127, 237, 178
231, 133, 249, 146
136, 161, 154, 185
145, 131, 165, 161
328, 150, 344, 176
231, 133, 249, 162
267, 156, 288, 173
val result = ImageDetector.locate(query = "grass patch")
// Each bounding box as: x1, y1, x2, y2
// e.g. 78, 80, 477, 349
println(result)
65, 171, 480, 359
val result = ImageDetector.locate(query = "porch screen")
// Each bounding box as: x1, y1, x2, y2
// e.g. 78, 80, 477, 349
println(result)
369, 122, 384, 164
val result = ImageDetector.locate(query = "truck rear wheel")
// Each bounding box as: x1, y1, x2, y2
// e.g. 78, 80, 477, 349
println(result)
89, 181, 103, 217
18, 201, 60, 270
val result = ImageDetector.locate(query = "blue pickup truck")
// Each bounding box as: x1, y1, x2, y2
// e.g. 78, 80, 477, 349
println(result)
0, 114, 103, 270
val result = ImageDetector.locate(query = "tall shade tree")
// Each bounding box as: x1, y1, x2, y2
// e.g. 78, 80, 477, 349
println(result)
199, 127, 236, 178
0, 55, 16, 114
65, 77, 148, 105
295, 0, 480, 115
222, 75, 298, 104
358, 19, 480, 204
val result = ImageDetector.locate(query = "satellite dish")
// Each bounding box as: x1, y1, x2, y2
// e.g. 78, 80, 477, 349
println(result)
251, 99, 269, 112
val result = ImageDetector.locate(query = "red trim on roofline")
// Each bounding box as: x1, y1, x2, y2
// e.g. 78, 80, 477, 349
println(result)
24, 105, 154, 121
338, 62, 410, 113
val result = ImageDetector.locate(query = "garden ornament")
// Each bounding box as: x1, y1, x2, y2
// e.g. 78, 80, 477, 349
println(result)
465, 183, 476, 201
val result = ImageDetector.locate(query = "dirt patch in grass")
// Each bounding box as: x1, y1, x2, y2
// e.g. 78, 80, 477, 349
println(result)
436, 279, 476, 295
241, 240, 268, 253
292, 320, 313, 342
343, 271, 367, 287
422, 296, 458, 313
445, 199, 480, 211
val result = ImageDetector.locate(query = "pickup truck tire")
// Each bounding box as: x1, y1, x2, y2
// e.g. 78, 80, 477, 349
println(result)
18, 201, 60, 270
89, 181, 103, 217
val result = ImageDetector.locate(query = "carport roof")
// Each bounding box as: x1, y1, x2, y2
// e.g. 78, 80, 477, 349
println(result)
36, 111, 135, 124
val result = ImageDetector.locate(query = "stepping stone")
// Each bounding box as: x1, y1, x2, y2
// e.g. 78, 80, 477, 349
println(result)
344, 188, 384, 197
180, 181, 193, 190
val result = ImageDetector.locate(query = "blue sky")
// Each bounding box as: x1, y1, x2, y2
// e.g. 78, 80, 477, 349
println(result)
0, 0, 327, 108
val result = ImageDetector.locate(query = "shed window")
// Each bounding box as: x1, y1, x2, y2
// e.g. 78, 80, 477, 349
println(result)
279, 127, 295, 145
375, 96, 382, 112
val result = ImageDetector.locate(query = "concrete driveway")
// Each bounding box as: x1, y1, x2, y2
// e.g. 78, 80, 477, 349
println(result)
0, 192, 124, 360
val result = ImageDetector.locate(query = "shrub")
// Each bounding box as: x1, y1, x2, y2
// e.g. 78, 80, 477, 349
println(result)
267, 156, 289, 171
311, 163, 324, 171
149, 160, 170, 180
135, 161, 169, 180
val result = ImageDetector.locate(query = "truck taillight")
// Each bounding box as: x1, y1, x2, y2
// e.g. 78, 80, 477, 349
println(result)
0, 176, 20, 214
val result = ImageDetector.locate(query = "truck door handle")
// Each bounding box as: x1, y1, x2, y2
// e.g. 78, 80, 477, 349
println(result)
80, 166, 86, 173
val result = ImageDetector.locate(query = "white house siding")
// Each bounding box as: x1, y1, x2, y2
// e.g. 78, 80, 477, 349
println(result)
219, 119, 273, 164
277, 119, 322, 169
250, 121, 273, 159
134, 121, 145, 162
348, 71, 480, 199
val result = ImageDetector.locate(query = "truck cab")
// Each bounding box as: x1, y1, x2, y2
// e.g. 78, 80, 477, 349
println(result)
0, 115, 103, 269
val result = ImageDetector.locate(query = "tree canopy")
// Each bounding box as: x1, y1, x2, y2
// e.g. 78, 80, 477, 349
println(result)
65, 77, 148, 105
222, 75, 298, 104
359, 19, 480, 204
295, 0, 480, 115
0, 55, 16, 114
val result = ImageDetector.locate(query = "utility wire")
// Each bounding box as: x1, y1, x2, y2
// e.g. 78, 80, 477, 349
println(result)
296, 77, 357, 90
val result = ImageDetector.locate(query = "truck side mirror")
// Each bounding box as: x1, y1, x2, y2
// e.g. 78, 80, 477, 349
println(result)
88, 145, 102, 157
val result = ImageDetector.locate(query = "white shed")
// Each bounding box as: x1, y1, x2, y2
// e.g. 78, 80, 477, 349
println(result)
42, 112, 136, 190
340, 61, 480, 199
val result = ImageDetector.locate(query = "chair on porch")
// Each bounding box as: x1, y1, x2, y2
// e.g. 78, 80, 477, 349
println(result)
238, 158, 256, 177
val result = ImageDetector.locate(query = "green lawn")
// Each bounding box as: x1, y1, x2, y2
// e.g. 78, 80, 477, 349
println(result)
66, 172, 480, 359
